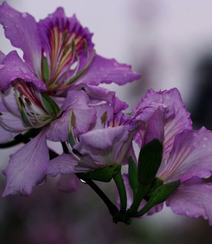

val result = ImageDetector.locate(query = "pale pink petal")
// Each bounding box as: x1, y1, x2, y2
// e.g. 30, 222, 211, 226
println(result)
2, 130, 49, 196
47, 153, 78, 177
167, 177, 212, 225
0, 2, 42, 73
76, 54, 141, 86
159, 127, 212, 182
47, 90, 96, 141
133, 88, 192, 157
143, 108, 164, 145
56, 174, 80, 193
74, 126, 133, 166
0, 51, 46, 91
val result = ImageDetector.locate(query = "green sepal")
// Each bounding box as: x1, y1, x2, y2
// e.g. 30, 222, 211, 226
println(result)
42, 56, 49, 81
128, 156, 139, 191
138, 139, 163, 185
41, 93, 60, 117
144, 177, 164, 201
80, 165, 121, 182
136, 180, 181, 217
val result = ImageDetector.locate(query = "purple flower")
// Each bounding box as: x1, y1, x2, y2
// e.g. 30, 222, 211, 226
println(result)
1, 88, 96, 196
47, 94, 137, 177
0, 2, 140, 196
125, 88, 212, 224
0, 2, 140, 96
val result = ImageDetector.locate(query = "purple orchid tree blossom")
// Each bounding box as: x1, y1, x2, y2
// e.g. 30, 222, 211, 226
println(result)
1, 89, 96, 197
47, 92, 137, 176
0, 2, 140, 197
124, 88, 212, 225
0, 2, 140, 97
47, 92, 139, 215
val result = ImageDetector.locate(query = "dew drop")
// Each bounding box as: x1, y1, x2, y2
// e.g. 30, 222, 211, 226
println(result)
80, 179, 87, 184
193, 142, 199, 148
0, 65, 5, 70
21, 68, 27, 73
202, 144, 206, 148
185, 210, 190, 215
203, 137, 208, 141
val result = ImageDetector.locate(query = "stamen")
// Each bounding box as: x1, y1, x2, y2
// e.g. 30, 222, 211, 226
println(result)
84, 38, 88, 57
24, 98, 32, 106
18, 97, 25, 108
62, 30, 68, 43
68, 109, 77, 147
101, 111, 108, 127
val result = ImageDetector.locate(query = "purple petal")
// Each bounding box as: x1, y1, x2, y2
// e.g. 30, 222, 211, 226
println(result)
133, 88, 192, 157
47, 90, 96, 141
0, 125, 18, 143
143, 108, 164, 145
75, 54, 141, 86
0, 51, 46, 91
159, 127, 212, 182
2, 130, 49, 196
47, 153, 78, 177
167, 177, 212, 225
74, 125, 134, 166
73, 84, 115, 105
0, 2, 42, 73
46, 111, 70, 141
56, 174, 80, 193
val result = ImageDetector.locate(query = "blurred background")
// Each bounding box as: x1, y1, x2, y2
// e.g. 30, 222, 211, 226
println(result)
1, 0, 212, 243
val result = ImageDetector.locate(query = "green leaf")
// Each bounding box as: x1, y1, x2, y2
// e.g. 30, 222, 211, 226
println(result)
80, 165, 121, 182
42, 56, 49, 81
41, 93, 60, 117
136, 180, 180, 217
138, 139, 163, 185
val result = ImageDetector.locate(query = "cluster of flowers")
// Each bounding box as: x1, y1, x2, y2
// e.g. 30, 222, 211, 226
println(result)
1, 2, 212, 225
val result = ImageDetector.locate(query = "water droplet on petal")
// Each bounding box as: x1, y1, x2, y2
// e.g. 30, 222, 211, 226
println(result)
185, 210, 190, 215
202, 144, 206, 148
193, 132, 198, 137
80, 179, 87, 184
21, 68, 27, 73
0, 65, 5, 70
193, 142, 199, 148
203, 137, 208, 141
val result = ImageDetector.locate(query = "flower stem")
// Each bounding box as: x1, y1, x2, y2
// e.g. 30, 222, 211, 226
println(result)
129, 183, 151, 216
113, 170, 127, 212
77, 174, 118, 216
